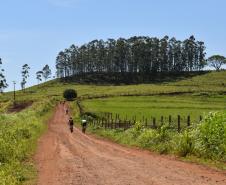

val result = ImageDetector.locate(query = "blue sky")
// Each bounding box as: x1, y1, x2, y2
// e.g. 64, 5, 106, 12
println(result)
0, 0, 226, 91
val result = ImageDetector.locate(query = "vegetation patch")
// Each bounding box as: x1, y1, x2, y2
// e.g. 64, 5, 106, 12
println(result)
63, 89, 77, 101
0, 98, 57, 185
87, 111, 226, 166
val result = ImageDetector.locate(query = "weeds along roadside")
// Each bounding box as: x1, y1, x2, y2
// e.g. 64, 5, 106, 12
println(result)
0, 97, 59, 185
71, 100, 226, 169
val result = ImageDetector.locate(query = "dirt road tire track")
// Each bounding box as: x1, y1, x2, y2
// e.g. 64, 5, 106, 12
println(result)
35, 104, 226, 185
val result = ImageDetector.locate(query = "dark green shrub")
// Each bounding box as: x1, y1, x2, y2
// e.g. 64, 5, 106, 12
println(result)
63, 89, 77, 100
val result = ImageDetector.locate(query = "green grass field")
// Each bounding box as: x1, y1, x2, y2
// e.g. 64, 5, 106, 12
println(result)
82, 94, 226, 123
1, 71, 225, 123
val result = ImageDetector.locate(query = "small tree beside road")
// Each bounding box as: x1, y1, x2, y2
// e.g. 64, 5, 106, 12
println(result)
63, 89, 77, 101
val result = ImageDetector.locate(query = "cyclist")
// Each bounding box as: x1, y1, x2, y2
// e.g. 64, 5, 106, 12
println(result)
68, 117, 74, 133
81, 119, 87, 133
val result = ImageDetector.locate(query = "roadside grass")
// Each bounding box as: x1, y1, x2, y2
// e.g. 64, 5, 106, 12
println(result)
68, 101, 81, 125
85, 111, 226, 169
0, 101, 12, 113
0, 98, 58, 185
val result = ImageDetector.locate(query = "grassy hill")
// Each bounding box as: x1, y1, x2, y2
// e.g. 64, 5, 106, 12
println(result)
1, 70, 226, 104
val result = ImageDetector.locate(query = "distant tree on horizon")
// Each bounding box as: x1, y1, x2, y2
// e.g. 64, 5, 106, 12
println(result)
42, 64, 52, 81
21, 64, 30, 91
36, 71, 43, 84
207, 55, 226, 71
0, 58, 8, 93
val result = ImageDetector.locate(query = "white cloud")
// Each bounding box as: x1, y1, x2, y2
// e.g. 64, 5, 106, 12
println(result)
48, 0, 78, 7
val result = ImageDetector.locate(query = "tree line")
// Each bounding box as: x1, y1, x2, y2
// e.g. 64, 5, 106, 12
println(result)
56, 35, 207, 78
0, 35, 226, 92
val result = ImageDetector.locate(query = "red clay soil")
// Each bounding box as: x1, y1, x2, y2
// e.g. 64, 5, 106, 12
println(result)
8, 101, 33, 113
35, 104, 226, 185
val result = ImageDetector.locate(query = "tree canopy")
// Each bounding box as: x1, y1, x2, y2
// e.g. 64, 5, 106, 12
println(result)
0, 58, 8, 92
36, 71, 43, 84
56, 35, 206, 79
63, 89, 77, 100
42, 64, 52, 81
208, 55, 226, 71
21, 64, 30, 91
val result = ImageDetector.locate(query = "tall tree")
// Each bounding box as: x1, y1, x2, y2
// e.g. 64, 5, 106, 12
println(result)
21, 64, 30, 91
159, 36, 169, 72
0, 58, 8, 93
207, 55, 226, 71
197, 41, 206, 70
36, 71, 43, 84
42, 64, 52, 81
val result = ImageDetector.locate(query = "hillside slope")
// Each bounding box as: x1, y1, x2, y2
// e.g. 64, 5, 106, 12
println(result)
0, 71, 225, 105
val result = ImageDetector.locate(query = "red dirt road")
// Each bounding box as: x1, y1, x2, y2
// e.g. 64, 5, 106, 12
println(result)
35, 104, 226, 185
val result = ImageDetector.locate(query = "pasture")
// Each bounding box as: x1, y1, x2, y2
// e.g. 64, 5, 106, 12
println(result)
81, 94, 226, 123
1, 71, 226, 104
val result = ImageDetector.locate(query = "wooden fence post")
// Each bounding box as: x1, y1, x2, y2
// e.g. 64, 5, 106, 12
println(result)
199, 115, 202, 122
161, 116, 164, 126
187, 115, 190, 127
153, 117, 156, 129
169, 115, 172, 126
101, 118, 104, 127
177, 115, 181, 132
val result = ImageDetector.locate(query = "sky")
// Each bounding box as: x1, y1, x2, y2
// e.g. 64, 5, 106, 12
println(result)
0, 0, 226, 91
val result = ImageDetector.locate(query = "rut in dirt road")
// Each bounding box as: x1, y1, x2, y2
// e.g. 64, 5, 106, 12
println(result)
35, 104, 226, 185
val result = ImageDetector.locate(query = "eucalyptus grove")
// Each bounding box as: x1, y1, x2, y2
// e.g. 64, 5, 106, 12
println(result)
56, 35, 206, 79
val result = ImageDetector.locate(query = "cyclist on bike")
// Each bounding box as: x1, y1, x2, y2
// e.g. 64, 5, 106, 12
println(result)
81, 119, 87, 133
68, 117, 74, 133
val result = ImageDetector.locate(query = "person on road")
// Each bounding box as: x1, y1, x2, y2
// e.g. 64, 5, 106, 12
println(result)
65, 109, 69, 115
68, 117, 74, 133
81, 119, 87, 133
